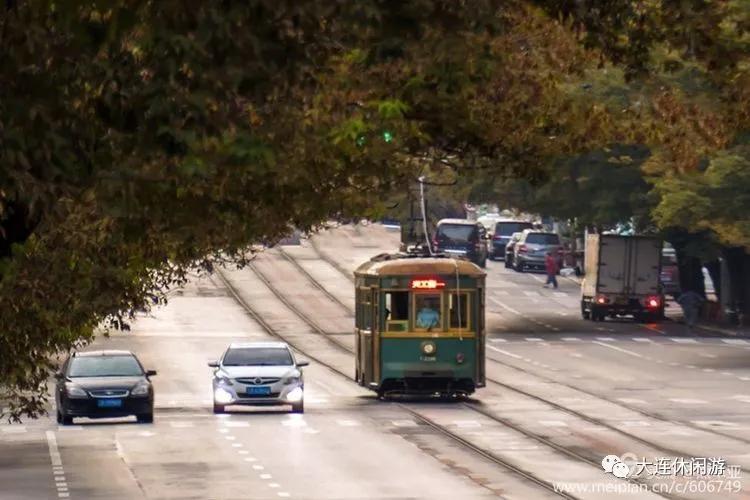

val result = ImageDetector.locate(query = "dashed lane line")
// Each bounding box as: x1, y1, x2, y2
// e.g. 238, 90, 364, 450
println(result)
46, 431, 70, 498
592, 341, 644, 359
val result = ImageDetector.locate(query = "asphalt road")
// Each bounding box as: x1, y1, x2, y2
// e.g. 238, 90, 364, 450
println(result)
2, 223, 749, 500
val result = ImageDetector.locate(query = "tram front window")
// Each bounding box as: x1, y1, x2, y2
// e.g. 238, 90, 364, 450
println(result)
415, 295, 441, 331
449, 292, 469, 329
385, 292, 409, 331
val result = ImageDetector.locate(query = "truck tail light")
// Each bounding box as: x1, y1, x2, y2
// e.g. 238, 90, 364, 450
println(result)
646, 296, 660, 309
596, 295, 609, 305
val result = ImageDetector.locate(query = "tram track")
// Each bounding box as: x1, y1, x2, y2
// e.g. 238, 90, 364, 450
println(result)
299, 241, 750, 452
237, 254, 692, 500
214, 265, 585, 499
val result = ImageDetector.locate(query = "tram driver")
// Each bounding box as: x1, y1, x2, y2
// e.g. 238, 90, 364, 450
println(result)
416, 296, 441, 330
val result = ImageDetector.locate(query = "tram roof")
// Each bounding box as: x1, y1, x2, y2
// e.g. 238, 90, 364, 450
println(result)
354, 255, 486, 278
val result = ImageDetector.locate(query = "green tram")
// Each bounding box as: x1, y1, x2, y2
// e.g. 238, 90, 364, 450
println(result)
354, 253, 486, 397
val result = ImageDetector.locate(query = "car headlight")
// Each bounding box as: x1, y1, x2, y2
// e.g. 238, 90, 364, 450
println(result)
285, 387, 303, 402
282, 375, 300, 385
214, 387, 234, 404
421, 341, 437, 356
215, 375, 232, 385
65, 383, 88, 398
131, 382, 150, 396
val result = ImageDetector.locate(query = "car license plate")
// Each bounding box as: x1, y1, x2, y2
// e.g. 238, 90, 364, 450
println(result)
97, 399, 122, 408
246, 387, 271, 396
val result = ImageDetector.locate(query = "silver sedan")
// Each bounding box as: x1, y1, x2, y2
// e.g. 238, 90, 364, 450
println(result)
208, 341, 309, 414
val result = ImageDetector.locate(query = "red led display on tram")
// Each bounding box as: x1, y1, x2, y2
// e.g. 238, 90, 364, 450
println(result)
410, 279, 446, 290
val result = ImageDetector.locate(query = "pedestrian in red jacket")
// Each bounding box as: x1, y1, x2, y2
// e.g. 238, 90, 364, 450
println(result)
544, 252, 558, 289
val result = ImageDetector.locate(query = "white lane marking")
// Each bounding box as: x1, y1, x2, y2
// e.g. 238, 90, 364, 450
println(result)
692, 420, 738, 427
260, 473, 273, 479
336, 420, 360, 427
670, 338, 698, 343
596, 337, 615, 342
669, 362, 679, 366
556, 312, 569, 316
487, 345, 523, 360
238, 450, 249, 455
252, 465, 265, 470
617, 398, 647, 405
702, 368, 715, 373
593, 341, 644, 359
632, 337, 653, 342
620, 421, 651, 427
231, 443, 242, 448
1, 426, 27, 434
56, 426, 83, 432
553, 292, 568, 298
490, 298, 521, 315
269, 483, 281, 488
281, 418, 307, 427
46, 431, 69, 498
453, 420, 481, 428
169, 421, 194, 428
525, 337, 544, 342
523, 291, 540, 297
225, 435, 236, 440
722, 339, 749, 345
730, 395, 750, 403
740, 377, 750, 381
562, 337, 581, 342
244, 457, 258, 462
278, 493, 291, 498
391, 420, 418, 427
221, 421, 250, 428
539, 420, 568, 427
699, 353, 717, 359
312, 379, 336, 395
669, 398, 708, 405
488, 338, 507, 343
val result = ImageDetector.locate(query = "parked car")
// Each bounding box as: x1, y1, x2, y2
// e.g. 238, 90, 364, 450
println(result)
512, 230, 562, 272
55, 350, 156, 425
432, 219, 488, 268
504, 232, 524, 268
490, 220, 534, 260
209, 341, 309, 414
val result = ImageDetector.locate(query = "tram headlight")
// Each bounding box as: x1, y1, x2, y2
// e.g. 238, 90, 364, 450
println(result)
421, 341, 437, 356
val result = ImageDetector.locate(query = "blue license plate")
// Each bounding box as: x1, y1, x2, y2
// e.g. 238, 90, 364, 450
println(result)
246, 387, 271, 396
97, 399, 122, 408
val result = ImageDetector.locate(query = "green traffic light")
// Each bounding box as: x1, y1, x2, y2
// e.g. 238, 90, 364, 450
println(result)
356, 134, 366, 147
382, 130, 393, 143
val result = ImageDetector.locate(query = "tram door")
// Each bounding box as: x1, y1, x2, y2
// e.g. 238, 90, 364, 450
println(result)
359, 286, 380, 387
370, 287, 380, 385
477, 287, 486, 387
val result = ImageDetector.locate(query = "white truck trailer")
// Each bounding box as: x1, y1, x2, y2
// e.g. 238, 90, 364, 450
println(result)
581, 234, 664, 322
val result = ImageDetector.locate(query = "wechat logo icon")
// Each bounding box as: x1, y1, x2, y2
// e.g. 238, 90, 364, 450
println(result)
602, 454, 630, 479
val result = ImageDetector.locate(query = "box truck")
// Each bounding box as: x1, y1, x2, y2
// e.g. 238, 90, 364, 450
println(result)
581, 234, 664, 322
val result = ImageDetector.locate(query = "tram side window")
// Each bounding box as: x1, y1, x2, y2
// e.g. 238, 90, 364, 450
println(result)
415, 294, 442, 331
385, 292, 409, 331
449, 293, 470, 329
357, 289, 372, 331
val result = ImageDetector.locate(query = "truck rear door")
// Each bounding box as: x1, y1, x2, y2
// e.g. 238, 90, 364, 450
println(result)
632, 238, 661, 296
597, 237, 627, 295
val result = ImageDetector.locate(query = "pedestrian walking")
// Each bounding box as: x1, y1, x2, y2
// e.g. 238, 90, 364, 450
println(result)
677, 290, 704, 332
544, 251, 558, 289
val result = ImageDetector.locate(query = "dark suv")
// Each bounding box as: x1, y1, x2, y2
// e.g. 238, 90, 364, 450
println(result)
490, 220, 534, 259
432, 219, 488, 267
55, 350, 156, 425
512, 230, 562, 272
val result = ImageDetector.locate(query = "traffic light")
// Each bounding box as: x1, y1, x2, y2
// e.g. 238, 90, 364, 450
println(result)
356, 134, 366, 147
382, 130, 393, 143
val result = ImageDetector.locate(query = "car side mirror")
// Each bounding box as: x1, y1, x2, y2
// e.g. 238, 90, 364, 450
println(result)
296, 360, 310, 368
207, 361, 219, 368
146, 369, 157, 377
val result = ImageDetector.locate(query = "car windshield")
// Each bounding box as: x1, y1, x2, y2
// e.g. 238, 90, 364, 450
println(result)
223, 347, 293, 366
525, 233, 560, 245
437, 224, 476, 243
68, 356, 143, 377
495, 222, 533, 236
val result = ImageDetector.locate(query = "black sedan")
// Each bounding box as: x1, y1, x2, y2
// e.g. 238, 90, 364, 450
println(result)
55, 350, 156, 425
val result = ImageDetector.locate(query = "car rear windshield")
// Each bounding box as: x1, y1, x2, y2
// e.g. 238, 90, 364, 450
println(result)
495, 222, 533, 236
68, 356, 143, 377
661, 254, 677, 265
436, 224, 477, 242
223, 348, 293, 366
525, 233, 560, 245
